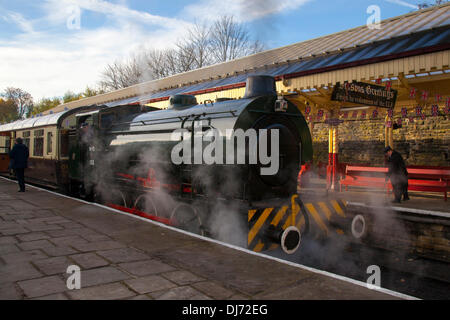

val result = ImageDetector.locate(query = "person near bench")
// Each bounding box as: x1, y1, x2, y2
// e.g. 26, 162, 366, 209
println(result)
384, 146, 409, 203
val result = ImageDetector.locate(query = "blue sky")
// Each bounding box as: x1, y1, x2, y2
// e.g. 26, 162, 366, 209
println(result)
0, 0, 434, 100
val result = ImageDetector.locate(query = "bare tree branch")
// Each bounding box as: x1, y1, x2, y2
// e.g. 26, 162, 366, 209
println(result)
99, 15, 267, 90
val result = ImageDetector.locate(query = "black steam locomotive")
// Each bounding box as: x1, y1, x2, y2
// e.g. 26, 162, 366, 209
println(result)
0, 76, 313, 254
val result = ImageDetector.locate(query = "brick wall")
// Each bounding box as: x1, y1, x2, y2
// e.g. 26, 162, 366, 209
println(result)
310, 115, 450, 167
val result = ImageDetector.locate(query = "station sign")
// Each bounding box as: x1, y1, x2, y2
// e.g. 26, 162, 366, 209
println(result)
331, 81, 397, 108
324, 118, 344, 126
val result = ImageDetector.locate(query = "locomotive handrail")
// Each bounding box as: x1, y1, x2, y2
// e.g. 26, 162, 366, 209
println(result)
111, 110, 239, 128
248, 110, 305, 118
138, 109, 238, 125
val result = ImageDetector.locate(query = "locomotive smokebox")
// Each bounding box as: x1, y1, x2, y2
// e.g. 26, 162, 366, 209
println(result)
243, 75, 277, 98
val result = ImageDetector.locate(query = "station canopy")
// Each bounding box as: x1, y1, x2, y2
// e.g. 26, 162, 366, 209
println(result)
0, 110, 68, 132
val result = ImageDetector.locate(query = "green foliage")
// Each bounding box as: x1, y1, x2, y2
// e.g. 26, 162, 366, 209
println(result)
0, 98, 19, 123
63, 91, 83, 103
32, 97, 61, 116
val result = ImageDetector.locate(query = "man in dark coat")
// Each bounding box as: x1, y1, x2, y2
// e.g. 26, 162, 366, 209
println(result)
9, 138, 29, 192
385, 146, 409, 203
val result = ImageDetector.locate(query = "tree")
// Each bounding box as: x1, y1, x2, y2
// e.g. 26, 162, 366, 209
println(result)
32, 97, 61, 116
99, 55, 144, 91
98, 15, 266, 91
83, 86, 104, 98
0, 98, 19, 123
417, 0, 447, 9
2, 87, 34, 119
63, 91, 83, 103
209, 15, 264, 62
180, 21, 212, 69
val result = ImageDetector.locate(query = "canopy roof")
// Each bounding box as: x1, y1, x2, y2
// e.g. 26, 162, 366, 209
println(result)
0, 110, 68, 132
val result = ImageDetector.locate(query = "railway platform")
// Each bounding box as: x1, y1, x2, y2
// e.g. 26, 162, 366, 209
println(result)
0, 177, 410, 300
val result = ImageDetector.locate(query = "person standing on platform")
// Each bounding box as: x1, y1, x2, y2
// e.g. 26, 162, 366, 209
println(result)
384, 146, 409, 203
9, 138, 29, 192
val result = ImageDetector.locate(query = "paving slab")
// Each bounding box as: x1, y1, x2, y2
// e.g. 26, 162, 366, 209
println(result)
67, 283, 136, 300
0, 250, 48, 264
0, 244, 20, 255
151, 286, 211, 300
73, 266, 130, 288
69, 252, 109, 269
17, 232, 51, 242
42, 246, 79, 257
128, 294, 152, 300
162, 270, 205, 285
33, 293, 69, 300
124, 275, 177, 294
32, 256, 72, 275
47, 235, 88, 246
17, 239, 55, 251
1, 227, 30, 235
97, 247, 149, 263
18, 275, 67, 298
118, 259, 176, 276
0, 236, 17, 244
71, 240, 126, 253
0, 282, 22, 299
0, 262, 43, 284
192, 281, 235, 300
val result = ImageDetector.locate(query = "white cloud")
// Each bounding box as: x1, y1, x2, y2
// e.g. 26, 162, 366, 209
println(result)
0, 0, 312, 101
385, 0, 419, 10
0, 1, 192, 100
1, 11, 35, 33
183, 0, 312, 22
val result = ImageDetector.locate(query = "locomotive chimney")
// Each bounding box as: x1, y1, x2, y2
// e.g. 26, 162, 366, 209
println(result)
243, 75, 277, 98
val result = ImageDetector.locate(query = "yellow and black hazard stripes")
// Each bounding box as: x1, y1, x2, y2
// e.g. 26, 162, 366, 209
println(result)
248, 205, 294, 252
301, 199, 348, 239
247, 198, 348, 253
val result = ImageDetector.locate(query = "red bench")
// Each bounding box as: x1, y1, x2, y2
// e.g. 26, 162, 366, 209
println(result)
340, 165, 450, 201
340, 166, 391, 193
406, 168, 450, 201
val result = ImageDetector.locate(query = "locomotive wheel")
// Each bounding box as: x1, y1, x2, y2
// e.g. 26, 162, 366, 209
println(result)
96, 188, 127, 207
112, 190, 127, 208
170, 204, 204, 236
134, 194, 158, 216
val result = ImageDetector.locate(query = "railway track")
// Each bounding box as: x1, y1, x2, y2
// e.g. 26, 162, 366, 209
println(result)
275, 239, 449, 299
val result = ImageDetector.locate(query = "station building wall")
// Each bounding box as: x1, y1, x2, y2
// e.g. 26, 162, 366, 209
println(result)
311, 115, 450, 167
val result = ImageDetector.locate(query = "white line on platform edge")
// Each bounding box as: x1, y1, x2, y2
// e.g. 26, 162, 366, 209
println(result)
347, 201, 450, 219
1, 176, 419, 300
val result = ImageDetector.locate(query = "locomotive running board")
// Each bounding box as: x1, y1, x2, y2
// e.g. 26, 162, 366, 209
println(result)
106, 203, 175, 226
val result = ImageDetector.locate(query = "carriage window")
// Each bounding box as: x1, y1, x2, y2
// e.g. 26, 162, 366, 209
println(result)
23, 138, 30, 149
0, 136, 10, 154
22, 131, 30, 149
47, 132, 53, 154
33, 129, 44, 157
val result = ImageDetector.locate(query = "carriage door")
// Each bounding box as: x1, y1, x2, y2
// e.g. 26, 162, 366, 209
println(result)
0, 133, 11, 173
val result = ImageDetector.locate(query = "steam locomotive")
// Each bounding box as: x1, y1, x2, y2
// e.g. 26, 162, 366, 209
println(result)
0, 75, 313, 254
